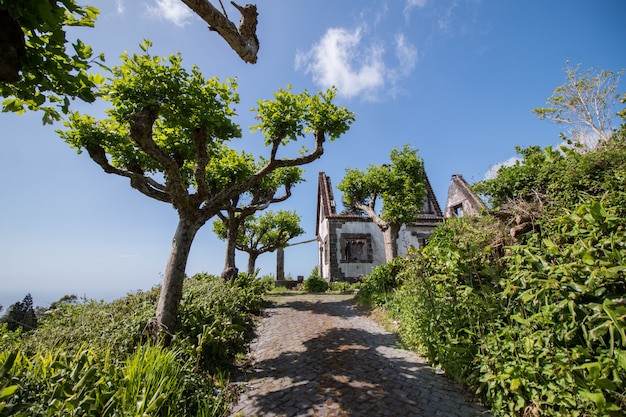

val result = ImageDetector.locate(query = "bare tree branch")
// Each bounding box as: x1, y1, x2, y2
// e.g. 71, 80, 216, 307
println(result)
179, 0, 259, 64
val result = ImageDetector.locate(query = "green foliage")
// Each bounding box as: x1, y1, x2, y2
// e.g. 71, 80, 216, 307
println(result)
214, 208, 305, 274
1, 0, 102, 124
338, 144, 426, 225
21, 289, 158, 358
251, 86, 354, 145
355, 257, 408, 307
474, 138, 626, 217
0, 274, 266, 416
473, 145, 563, 209
375, 199, 626, 415
389, 216, 504, 378
303, 267, 329, 293
328, 281, 358, 293
477, 201, 626, 416
257, 275, 276, 291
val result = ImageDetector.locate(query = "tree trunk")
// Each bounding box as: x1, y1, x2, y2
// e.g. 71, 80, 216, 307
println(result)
247, 252, 259, 276
153, 216, 202, 345
381, 223, 400, 262
221, 218, 239, 280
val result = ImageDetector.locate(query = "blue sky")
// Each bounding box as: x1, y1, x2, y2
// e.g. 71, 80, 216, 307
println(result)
1, 0, 625, 309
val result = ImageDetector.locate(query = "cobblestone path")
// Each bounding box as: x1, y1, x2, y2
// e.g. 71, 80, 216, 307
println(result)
229, 294, 492, 417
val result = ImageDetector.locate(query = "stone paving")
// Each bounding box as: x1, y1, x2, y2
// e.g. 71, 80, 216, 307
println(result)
229, 294, 492, 417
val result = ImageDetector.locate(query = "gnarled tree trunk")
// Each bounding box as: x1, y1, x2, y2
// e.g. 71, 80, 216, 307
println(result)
247, 251, 260, 276
153, 216, 203, 345
381, 222, 401, 263
221, 218, 240, 280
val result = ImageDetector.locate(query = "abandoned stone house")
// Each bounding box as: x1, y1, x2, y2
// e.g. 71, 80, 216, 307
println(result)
443, 174, 486, 218
315, 171, 444, 282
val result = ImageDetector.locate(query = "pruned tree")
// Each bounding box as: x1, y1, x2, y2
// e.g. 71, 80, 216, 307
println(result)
214, 209, 304, 275
180, 0, 259, 64
212, 162, 303, 280
338, 144, 426, 262
0, 0, 101, 123
58, 41, 355, 343
533, 63, 624, 150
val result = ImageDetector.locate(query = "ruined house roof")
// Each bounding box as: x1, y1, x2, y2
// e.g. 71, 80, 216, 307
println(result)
417, 170, 444, 222
316, 170, 444, 235
444, 174, 486, 218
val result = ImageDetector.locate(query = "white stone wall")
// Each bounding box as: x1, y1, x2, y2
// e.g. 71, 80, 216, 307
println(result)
318, 215, 436, 281
335, 221, 382, 279
318, 217, 331, 280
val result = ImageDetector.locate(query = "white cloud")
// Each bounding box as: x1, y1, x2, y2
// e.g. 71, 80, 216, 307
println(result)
404, 0, 429, 20
483, 156, 520, 180
116, 0, 125, 14
394, 33, 418, 76
295, 27, 385, 100
147, 0, 192, 27
437, 2, 458, 33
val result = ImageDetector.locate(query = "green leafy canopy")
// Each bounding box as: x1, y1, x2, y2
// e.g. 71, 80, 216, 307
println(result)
1, 0, 102, 124
338, 144, 426, 224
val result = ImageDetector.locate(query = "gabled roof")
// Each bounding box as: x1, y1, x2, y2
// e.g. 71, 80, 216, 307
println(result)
316, 170, 444, 236
417, 170, 444, 222
316, 172, 340, 236
444, 174, 486, 218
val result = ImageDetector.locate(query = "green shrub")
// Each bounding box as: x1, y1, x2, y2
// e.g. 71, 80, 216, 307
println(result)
257, 275, 276, 291
355, 256, 408, 307
303, 267, 329, 292
328, 281, 356, 293
0, 272, 264, 416
477, 201, 626, 416
388, 216, 505, 379
381, 200, 626, 416
303, 276, 328, 292
271, 286, 291, 293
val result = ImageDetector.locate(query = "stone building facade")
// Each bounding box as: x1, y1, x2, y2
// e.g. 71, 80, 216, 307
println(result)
443, 174, 486, 218
316, 172, 443, 282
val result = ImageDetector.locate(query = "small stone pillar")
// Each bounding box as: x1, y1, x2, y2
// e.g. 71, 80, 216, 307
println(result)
276, 247, 284, 280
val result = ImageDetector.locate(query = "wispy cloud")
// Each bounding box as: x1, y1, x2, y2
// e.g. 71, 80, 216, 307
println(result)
404, 0, 429, 19
296, 26, 418, 101
147, 0, 192, 27
116, 0, 125, 14
394, 33, 418, 76
295, 27, 385, 100
483, 156, 520, 180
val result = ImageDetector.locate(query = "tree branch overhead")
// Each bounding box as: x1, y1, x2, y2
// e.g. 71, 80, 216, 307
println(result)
180, 0, 259, 64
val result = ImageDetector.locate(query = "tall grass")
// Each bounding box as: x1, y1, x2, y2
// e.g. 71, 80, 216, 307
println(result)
0, 273, 266, 416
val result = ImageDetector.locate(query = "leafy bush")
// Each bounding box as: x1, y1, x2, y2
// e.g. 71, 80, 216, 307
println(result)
381, 199, 626, 416
355, 256, 408, 307
477, 201, 626, 416
388, 215, 506, 379
303, 276, 328, 292
328, 281, 357, 293
473, 138, 626, 219
270, 286, 292, 294
303, 267, 329, 292
367, 136, 626, 416
0, 273, 266, 416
